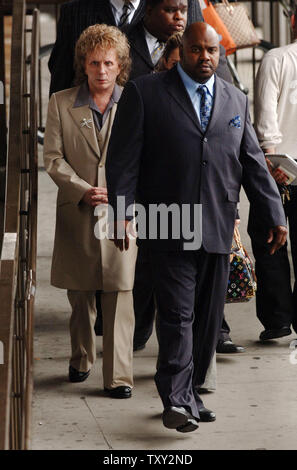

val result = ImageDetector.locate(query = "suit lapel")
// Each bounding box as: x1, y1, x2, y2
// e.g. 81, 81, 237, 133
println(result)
165, 67, 203, 135
206, 76, 228, 133
131, 0, 146, 25
68, 104, 100, 158
130, 24, 154, 69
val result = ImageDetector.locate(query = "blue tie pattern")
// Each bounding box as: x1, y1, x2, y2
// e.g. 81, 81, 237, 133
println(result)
197, 85, 212, 132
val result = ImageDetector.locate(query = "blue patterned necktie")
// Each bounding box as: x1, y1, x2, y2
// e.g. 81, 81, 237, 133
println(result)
197, 85, 212, 132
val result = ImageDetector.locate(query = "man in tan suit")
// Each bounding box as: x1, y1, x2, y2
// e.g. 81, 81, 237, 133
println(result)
44, 25, 137, 398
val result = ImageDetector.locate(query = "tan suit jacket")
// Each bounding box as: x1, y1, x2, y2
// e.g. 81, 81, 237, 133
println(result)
44, 85, 137, 291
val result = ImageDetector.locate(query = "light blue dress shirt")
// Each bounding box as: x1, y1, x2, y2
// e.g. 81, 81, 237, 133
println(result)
177, 62, 215, 125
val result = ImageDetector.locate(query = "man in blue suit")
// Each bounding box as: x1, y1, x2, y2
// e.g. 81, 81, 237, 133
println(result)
106, 22, 287, 432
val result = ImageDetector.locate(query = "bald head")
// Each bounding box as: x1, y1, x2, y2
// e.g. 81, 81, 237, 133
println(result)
183, 22, 219, 45
180, 21, 220, 83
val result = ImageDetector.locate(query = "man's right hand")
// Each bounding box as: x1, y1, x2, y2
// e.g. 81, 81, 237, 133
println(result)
265, 148, 290, 185
82, 187, 108, 206
272, 167, 290, 185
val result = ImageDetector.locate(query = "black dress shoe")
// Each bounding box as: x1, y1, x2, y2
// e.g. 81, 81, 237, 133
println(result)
104, 386, 132, 399
69, 365, 90, 383
133, 343, 146, 351
162, 406, 199, 433
259, 326, 292, 341
216, 340, 245, 353
199, 406, 216, 422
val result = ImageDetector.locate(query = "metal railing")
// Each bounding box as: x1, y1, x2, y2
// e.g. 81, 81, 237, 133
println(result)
0, 0, 39, 450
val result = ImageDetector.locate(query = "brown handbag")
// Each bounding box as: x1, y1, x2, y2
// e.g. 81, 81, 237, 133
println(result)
214, 0, 260, 50
201, 0, 237, 55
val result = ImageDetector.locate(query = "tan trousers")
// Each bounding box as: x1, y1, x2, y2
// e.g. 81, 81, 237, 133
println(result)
67, 290, 134, 389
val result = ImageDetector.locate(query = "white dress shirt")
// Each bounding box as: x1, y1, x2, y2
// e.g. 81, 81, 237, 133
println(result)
254, 41, 297, 158
143, 28, 166, 65
144, 27, 159, 57
110, 0, 141, 26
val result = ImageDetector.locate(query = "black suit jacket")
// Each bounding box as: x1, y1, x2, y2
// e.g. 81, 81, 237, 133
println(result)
106, 67, 286, 253
128, 22, 154, 80
48, 0, 145, 94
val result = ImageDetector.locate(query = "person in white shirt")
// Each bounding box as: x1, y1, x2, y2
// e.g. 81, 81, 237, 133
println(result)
250, 6, 297, 341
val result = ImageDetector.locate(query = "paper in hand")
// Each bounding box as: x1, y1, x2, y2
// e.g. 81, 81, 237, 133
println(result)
265, 153, 297, 186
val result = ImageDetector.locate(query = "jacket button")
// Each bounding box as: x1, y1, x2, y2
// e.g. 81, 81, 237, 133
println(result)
202, 161, 208, 166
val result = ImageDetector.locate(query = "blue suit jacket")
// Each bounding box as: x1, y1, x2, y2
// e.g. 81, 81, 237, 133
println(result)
106, 67, 286, 253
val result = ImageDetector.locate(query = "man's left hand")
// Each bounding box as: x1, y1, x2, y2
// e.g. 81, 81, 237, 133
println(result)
267, 225, 288, 255
111, 220, 136, 251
